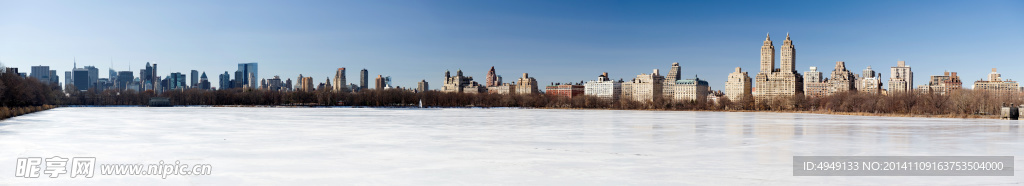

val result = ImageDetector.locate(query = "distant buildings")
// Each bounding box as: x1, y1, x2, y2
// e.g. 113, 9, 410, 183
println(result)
238, 62, 258, 88
584, 72, 621, 101
417, 79, 429, 92
725, 67, 752, 101
546, 83, 584, 98
359, 69, 368, 90
73, 68, 89, 91
333, 68, 348, 92
803, 66, 828, 98
442, 69, 484, 93
198, 72, 211, 90
375, 75, 385, 90
888, 61, 913, 93
918, 71, 962, 95
514, 73, 539, 94
973, 68, 1019, 97
754, 33, 803, 103
662, 63, 682, 98
827, 61, 856, 95
622, 69, 664, 102
671, 77, 709, 102
858, 66, 882, 94
191, 70, 199, 88
486, 66, 500, 87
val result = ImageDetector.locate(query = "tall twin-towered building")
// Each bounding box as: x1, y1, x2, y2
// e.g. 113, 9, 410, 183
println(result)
753, 33, 803, 103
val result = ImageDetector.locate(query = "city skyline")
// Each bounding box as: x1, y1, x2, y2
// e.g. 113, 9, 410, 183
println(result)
1, 1, 1022, 90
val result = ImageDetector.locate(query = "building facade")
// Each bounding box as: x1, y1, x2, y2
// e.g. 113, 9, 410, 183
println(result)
441, 70, 485, 93
622, 69, 664, 102
918, 71, 962, 95
672, 78, 709, 102
725, 67, 751, 101
973, 68, 1020, 97
545, 83, 585, 99
827, 61, 856, 95
584, 72, 621, 101
515, 73, 539, 94
859, 66, 883, 94
888, 61, 913, 93
333, 68, 348, 92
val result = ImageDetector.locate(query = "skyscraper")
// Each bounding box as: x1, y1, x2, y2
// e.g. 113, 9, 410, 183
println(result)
191, 70, 199, 88
237, 62, 258, 88
333, 68, 348, 92
753, 33, 803, 103
359, 69, 368, 90
486, 66, 499, 87
375, 75, 385, 90
84, 66, 98, 89
888, 61, 913, 93
30, 66, 50, 84
665, 62, 681, 84
73, 68, 89, 91
219, 71, 231, 90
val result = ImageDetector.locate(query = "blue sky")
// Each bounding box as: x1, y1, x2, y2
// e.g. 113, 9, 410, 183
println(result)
1, 0, 1022, 90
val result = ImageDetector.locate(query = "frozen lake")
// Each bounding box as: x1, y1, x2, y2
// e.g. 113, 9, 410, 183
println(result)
1, 107, 1022, 185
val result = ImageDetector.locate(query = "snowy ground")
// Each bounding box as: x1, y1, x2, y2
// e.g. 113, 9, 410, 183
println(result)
1, 107, 1022, 185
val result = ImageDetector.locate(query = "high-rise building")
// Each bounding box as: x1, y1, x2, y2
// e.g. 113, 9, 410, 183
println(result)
64, 71, 73, 88
753, 33, 803, 103
828, 61, 856, 95
375, 75, 385, 90
359, 69, 368, 90
888, 61, 913, 93
584, 72, 622, 101
73, 68, 89, 91
417, 79, 429, 92
30, 66, 51, 84
84, 66, 98, 89
300, 75, 314, 92
662, 63, 682, 99
622, 69, 664, 102
333, 68, 348, 92
918, 71, 962, 95
972, 68, 1019, 97
169, 72, 186, 90
803, 66, 828, 98
725, 67, 752, 101
486, 66, 499, 87
441, 69, 484, 93
48, 70, 59, 86
115, 71, 133, 90
237, 62, 258, 88
665, 62, 681, 84
191, 70, 199, 88
515, 73, 539, 94
219, 71, 231, 90
199, 72, 211, 90
859, 66, 882, 94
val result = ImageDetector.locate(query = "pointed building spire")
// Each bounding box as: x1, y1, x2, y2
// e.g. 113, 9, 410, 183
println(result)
766, 32, 770, 40
786, 32, 790, 40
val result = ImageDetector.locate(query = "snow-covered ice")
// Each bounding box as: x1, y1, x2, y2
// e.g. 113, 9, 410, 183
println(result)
1, 107, 1022, 185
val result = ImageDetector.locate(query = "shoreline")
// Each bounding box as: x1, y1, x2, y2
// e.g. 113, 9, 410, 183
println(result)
44, 104, 1006, 120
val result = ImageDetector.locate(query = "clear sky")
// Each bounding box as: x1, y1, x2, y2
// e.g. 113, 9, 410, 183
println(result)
1, 0, 1022, 90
